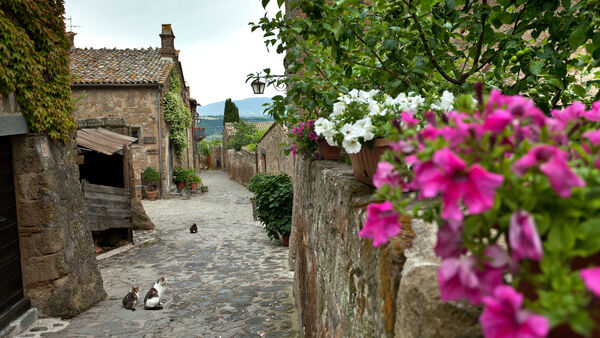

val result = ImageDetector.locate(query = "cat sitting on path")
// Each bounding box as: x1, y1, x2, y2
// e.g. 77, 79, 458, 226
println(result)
122, 286, 139, 311
144, 276, 166, 310
190, 223, 198, 233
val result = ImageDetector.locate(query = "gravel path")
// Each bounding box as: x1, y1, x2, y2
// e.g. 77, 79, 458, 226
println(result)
22, 170, 298, 338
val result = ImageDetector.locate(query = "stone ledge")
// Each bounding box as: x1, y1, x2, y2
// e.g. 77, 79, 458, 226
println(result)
0, 308, 38, 338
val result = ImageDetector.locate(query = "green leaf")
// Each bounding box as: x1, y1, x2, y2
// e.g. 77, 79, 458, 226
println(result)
574, 218, 600, 256
334, 22, 344, 41
547, 77, 565, 90
262, 0, 270, 9
277, 0, 285, 7
569, 24, 587, 50
529, 60, 544, 75
571, 84, 586, 97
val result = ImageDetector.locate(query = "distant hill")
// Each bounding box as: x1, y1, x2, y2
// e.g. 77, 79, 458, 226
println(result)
197, 97, 273, 117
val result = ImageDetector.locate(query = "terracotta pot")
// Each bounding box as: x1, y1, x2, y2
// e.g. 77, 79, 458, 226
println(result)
190, 182, 199, 190
176, 181, 185, 190
281, 235, 290, 247
318, 138, 341, 161
145, 189, 158, 201
348, 138, 392, 187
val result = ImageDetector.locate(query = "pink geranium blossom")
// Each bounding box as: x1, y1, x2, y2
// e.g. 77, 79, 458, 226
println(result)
551, 101, 585, 126
434, 222, 466, 259
509, 210, 543, 261
401, 111, 420, 128
480, 285, 549, 338
583, 129, 600, 146
373, 161, 401, 188
582, 101, 600, 121
580, 266, 600, 297
358, 201, 401, 247
512, 145, 585, 198
438, 256, 503, 305
414, 148, 504, 222
483, 109, 512, 133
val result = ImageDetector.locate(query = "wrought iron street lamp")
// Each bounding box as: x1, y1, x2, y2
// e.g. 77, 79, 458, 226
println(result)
248, 73, 287, 94
251, 78, 266, 95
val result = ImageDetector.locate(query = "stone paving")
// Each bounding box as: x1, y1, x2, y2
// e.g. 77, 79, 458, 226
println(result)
19, 170, 298, 338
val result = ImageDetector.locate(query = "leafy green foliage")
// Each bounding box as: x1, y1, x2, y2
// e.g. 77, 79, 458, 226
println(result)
172, 167, 189, 183
252, 0, 600, 123
209, 138, 222, 147
223, 98, 240, 125
198, 139, 210, 156
0, 0, 76, 141
141, 167, 160, 184
163, 71, 192, 158
248, 173, 293, 240
226, 121, 266, 151
247, 143, 257, 152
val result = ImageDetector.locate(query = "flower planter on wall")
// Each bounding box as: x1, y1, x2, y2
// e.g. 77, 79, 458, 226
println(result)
318, 138, 341, 161
349, 138, 392, 187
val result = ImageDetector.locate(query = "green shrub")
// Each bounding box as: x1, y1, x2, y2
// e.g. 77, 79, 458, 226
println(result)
247, 173, 293, 240
227, 121, 257, 151
247, 143, 257, 152
173, 167, 189, 183
198, 139, 210, 156
142, 167, 160, 184
209, 138, 222, 147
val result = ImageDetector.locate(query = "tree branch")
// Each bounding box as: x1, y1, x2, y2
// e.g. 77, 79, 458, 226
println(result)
463, 7, 488, 80
352, 31, 402, 80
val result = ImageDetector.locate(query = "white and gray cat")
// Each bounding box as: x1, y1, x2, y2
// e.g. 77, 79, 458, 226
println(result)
144, 276, 166, 310
122, 286, 139, 311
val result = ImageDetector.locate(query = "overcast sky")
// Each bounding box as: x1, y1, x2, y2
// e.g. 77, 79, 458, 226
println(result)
65, 0, 285, 106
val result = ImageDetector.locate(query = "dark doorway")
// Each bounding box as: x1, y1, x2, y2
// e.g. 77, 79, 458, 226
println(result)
79, 151, 124, 188
0, 136, 31, 331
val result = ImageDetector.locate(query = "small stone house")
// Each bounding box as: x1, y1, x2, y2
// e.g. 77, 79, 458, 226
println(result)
257, 123, 295, 178
69, 24, 197, 198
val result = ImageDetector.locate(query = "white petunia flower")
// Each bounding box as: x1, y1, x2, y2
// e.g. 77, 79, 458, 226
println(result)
342, 138, 362, 154
325, 135, 337, 147
438, 90, 454, 112
354, 117, 375, 141
314, 117, 333, 136
367, 99, 382, 116
340, 123, 362, 141
332, 101, 346, 118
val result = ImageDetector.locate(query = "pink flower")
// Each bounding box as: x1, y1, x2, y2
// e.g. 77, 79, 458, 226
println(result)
358, 201, 401, 247
401, 112, 420, 128
438, 256, 503, 305
480, 285, 549, 338
509, 210, 543, 261
582, 101, 600, 122
551, 101, 585, 126
580, 266, 600, 297
421, 126, 442, 140
483, 109, 513, 133
414, 148, 504, 222
434, 222, 466, 259
390, 140, 416, 155
512, 145, 585, 198
583, 129, 600, 146
483, 244, 514, 271
373, 161, 401, 188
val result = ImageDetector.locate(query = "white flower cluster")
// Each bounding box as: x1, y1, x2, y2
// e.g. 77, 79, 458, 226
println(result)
315, 89, 455, 154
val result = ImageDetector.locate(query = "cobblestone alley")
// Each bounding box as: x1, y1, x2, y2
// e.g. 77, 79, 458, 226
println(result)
19, 170, 298, 338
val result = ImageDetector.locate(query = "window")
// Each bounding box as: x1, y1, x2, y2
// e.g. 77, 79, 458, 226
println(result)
129, 127, 140, 144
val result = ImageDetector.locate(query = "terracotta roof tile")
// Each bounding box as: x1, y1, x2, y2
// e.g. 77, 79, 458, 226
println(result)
70, 48, 173, 85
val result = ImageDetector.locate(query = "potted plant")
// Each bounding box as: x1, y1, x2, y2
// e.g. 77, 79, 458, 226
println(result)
364, 89, 600, 337
189, 171, 201, 191
247, 173, 292, 245
142, 167, 160, 200
314, 89, 455, 186
173, 167, 189, 190
285, 120, 320, 158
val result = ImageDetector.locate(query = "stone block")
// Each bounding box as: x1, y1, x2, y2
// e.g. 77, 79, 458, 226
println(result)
146, 149, 159, 155
142, 136, 157, 144
131, 197, 155, 230
103, 117, 126, 127
16, 200, 56, 228
22, 252, 70, 286
85, 118, 104, 128
395, 266, 482, 338
76, 119, 87, 128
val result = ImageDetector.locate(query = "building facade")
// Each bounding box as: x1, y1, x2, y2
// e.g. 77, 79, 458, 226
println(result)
70, 24, 196, 198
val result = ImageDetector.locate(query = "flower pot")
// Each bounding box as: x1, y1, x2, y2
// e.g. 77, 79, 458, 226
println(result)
281, 235, 290, 247
145, 189, 158, 201
348, 138, 392, 187
318, 138, 341, 161
190, 182, 199, 190
176, 181, 185, 190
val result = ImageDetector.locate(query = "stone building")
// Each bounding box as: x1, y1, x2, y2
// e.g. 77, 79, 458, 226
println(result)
69, 24, 197, 198
256, 123, 295, 178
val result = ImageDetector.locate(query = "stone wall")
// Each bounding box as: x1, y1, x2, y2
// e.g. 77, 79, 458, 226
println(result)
226, 149, 256, 186
257, 124, 295, 178
210, 145, 222, 169
12, 134, 106, 317
291, 158, 481, 337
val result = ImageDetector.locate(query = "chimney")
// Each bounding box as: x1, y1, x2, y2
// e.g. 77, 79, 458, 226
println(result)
160, 24, 176, 59
66, 31, 76, 49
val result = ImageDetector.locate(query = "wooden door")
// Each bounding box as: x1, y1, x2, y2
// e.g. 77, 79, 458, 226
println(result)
0, 137, 30, 330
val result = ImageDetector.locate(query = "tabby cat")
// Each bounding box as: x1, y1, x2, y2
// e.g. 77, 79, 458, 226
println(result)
122, 286, 139, 311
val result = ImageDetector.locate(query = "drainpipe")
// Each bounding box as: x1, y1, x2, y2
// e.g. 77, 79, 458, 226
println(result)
157, 85, 164, 198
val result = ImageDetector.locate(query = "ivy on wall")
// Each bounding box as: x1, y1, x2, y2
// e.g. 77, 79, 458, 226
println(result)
163, 70, 192, 158
0, 0, 75, 141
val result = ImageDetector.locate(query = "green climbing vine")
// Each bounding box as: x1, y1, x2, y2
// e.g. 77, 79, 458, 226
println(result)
0, 0, 75, 141
163, 70, 192, 158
